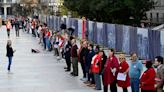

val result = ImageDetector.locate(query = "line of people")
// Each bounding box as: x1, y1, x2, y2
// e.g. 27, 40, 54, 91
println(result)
24, 19, 164, 92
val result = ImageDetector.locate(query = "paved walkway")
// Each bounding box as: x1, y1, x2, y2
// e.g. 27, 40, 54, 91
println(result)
0, 26, 130, 92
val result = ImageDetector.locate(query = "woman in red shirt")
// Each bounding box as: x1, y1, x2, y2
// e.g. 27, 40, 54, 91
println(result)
117, 53, 130, 92
103, 49, 119, 92
140, 61, 156, 92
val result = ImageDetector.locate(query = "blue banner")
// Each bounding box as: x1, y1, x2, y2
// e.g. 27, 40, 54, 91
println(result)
160, 31, 164, 57
137, 28, 149, 59
96, 22, 104, 45
106, 24, 116, 49
122, 26, 130, 54
88, 21, 94, 42
78, 19, 82, 39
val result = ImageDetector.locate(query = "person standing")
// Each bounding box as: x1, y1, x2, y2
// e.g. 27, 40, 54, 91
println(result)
80, 41, 88, 81
64, 36, 72, 72
91, 50, 103, 90
140, 61, 156, 92
70, 39, 78, 76
117, 53, 130, 92
45, 29, 51, 51
31, 19, 37, 37
15, 19, 20, 37
38, 25, 43, 44
42, 23, 47, 50
6, 20, 12, 38
6, 40, 15, 73
129, 53, 143, 92
154, 56, 164, 92
84, 44, 95, 84
103, 49, 119, 92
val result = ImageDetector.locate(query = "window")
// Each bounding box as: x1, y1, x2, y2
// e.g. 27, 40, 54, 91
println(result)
157, 13, 159, 22
0, 7, 4, 15
0, 0, 4, 3
7, 7, 12, 15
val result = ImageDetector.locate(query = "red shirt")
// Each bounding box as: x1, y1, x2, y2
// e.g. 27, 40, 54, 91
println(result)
46, 31, 51, 37
140, 68, 156, 91
91, 54, 102, 73
117, 61, 130, 88
103, 55, 119, 86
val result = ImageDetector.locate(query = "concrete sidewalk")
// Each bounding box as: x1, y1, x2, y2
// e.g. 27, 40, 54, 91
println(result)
0, 26, 132, 92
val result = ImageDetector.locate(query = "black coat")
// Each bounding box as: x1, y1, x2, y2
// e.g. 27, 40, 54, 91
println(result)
64, 41, 72, 58
6, 45, 14, 57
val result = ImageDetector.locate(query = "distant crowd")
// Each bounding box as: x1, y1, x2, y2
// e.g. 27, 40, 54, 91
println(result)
3, 17, 164, 92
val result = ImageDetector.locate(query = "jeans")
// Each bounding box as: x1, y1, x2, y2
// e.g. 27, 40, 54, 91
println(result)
43, 38, 46, 49
130, 78, 140, 92
8, 57, 12, 71
46, 38, 51, 50
94, 73, 102, 90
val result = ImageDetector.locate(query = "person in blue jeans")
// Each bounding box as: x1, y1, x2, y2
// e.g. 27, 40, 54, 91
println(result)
129, 53, 143, 92
6, 40, 16, 73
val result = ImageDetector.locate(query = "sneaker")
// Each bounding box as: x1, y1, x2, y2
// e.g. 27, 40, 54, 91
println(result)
80, 78, 87, 81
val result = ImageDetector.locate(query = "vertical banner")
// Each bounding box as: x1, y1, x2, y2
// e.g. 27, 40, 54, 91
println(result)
82, 17, 86, 39
107, 24, 116, 49
58, 17, 63, 30
73, 19, 78, 37
88, 21, 94, 42
53, 16, 56, 31
161, 30, 164, 57
96, 22, 103, 45
66, 18, 70, 28
129, 26, 138, 54
102, 23, 108, 47
122, 26, 130, 54
115, 24, 123, 52
148, 30, 161, 60
78, 19, 83, 39
93, 22, 97, 43
137, 28, 149, 59
49, 16, 52, 29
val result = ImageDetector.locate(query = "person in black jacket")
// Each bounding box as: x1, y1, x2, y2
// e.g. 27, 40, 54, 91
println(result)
80, 41, 88, 81
64, 36, 72, 72
84, 44, 95, 84
6, 40, 15, 73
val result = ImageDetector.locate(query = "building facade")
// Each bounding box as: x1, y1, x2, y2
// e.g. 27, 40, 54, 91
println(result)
0, 0, 18, 19
40, 0, 63, 15
147, 0, 164, 24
